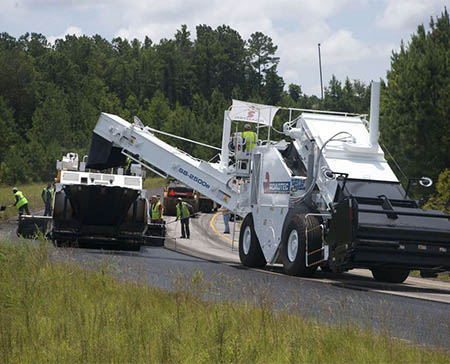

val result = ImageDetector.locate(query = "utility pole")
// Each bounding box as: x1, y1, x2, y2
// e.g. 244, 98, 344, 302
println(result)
318, 43, 324, 100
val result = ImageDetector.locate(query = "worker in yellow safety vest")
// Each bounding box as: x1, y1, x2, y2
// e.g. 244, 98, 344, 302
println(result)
41, 183, 55, 216
125, 157, 132, 175
150, 195, 164, 223
243, 124, 257, 152
176, 198, 192, 239
12, 187, 30, 216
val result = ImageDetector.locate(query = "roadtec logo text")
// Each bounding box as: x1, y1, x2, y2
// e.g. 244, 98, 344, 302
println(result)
178, 168, 210, 189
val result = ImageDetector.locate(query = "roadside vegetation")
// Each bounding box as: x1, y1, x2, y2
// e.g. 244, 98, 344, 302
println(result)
410, 270, 450, 282
143, 175, 167, 189
0, 240, 448, 363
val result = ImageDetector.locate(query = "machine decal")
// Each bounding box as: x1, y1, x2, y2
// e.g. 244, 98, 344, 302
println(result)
178, 167, 210, 189
290, 177, 307, 192
217, 190, 231, 202
263, 172, 290, 194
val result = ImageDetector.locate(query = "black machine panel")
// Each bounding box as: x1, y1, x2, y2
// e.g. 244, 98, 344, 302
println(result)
86, 133, 127, 170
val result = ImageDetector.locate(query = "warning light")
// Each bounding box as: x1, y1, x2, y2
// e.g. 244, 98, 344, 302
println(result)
169, 189, 175, 196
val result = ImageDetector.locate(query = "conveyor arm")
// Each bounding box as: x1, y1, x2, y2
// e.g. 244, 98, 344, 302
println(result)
87, 113, 240, 211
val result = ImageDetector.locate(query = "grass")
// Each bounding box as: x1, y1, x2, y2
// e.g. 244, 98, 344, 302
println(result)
410, 270, 450, 282
143, 176, 167, 189
0, 239, 448, 363
0, 183, 45, 220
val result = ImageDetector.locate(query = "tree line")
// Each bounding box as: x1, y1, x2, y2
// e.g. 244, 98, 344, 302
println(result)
0, 10, 448, 208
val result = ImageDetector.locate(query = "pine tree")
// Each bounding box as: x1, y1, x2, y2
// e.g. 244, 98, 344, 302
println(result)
381, 9, 450, 185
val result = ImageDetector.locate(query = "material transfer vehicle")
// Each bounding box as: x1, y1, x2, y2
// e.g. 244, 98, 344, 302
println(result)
86, 82, 450, 282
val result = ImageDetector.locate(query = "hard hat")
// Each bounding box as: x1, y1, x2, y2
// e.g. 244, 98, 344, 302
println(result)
244, 124, 251, 130
151, 195, 157, 199
12, 187, 18, 193
177, 197, 182, 201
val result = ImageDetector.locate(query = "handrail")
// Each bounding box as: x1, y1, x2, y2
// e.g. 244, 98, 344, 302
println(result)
144, 126, 221, 151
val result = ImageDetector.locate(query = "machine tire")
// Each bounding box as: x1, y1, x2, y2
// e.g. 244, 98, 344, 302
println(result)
371, 267, 410, 283
239, 213, 266, 268
281, 214, 321, 277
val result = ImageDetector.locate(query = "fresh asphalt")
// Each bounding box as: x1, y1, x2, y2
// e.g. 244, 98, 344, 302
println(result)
1, 194, 449, 350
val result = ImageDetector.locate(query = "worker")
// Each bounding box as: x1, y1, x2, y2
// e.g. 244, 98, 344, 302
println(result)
243, 124, 257, 152
220, 206, 231, 234
41, 182, 54, 216
176, 197, 192, 239
12, 187, 30, 216
124, 157, 132, 175
150, 195, 164, 223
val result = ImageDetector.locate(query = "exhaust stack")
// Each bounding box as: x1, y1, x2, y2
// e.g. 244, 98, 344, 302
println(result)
369, 81, 380, 146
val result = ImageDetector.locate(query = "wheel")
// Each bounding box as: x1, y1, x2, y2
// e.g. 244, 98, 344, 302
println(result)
238, 214, 266, 268
281, 214, 321, 277
371, 267, 410, 283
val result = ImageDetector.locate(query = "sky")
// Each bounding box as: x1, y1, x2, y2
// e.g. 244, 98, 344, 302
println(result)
1, 0, 447, 96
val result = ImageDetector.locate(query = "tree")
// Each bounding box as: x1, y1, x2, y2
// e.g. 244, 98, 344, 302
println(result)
288, 84, 302, 102
155, 38, 180, 106
193, 25, 225, 100
0, 27, 296, 184
264, 66, 285, 105
0, 145, 30, 184
0, 96, 18, 164
28, 84, 71, 148
425, 169, 450, 212
322, 75, 344, 111
174, 25, 196, 105
247, 32, 280, 78
144, 90, 171, 130
0, 45, 36, 131
214, 25, 246, 99
381, 9, 450, 186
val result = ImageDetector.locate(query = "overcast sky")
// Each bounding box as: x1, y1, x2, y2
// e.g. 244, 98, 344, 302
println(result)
1, 0, 447, 96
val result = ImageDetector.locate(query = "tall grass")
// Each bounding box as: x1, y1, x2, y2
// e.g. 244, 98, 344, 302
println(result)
0, 239, 448, 363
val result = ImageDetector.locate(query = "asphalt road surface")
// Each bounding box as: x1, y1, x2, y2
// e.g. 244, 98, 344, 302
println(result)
1, 202, 449, 350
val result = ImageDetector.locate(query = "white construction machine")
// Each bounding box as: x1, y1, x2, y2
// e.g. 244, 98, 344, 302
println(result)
86, 82, 450, 282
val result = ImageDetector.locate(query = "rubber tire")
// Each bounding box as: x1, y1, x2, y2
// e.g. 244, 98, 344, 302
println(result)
371, 267, 410, 283
281, 214, 320, 277
239, 213, 266, 268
